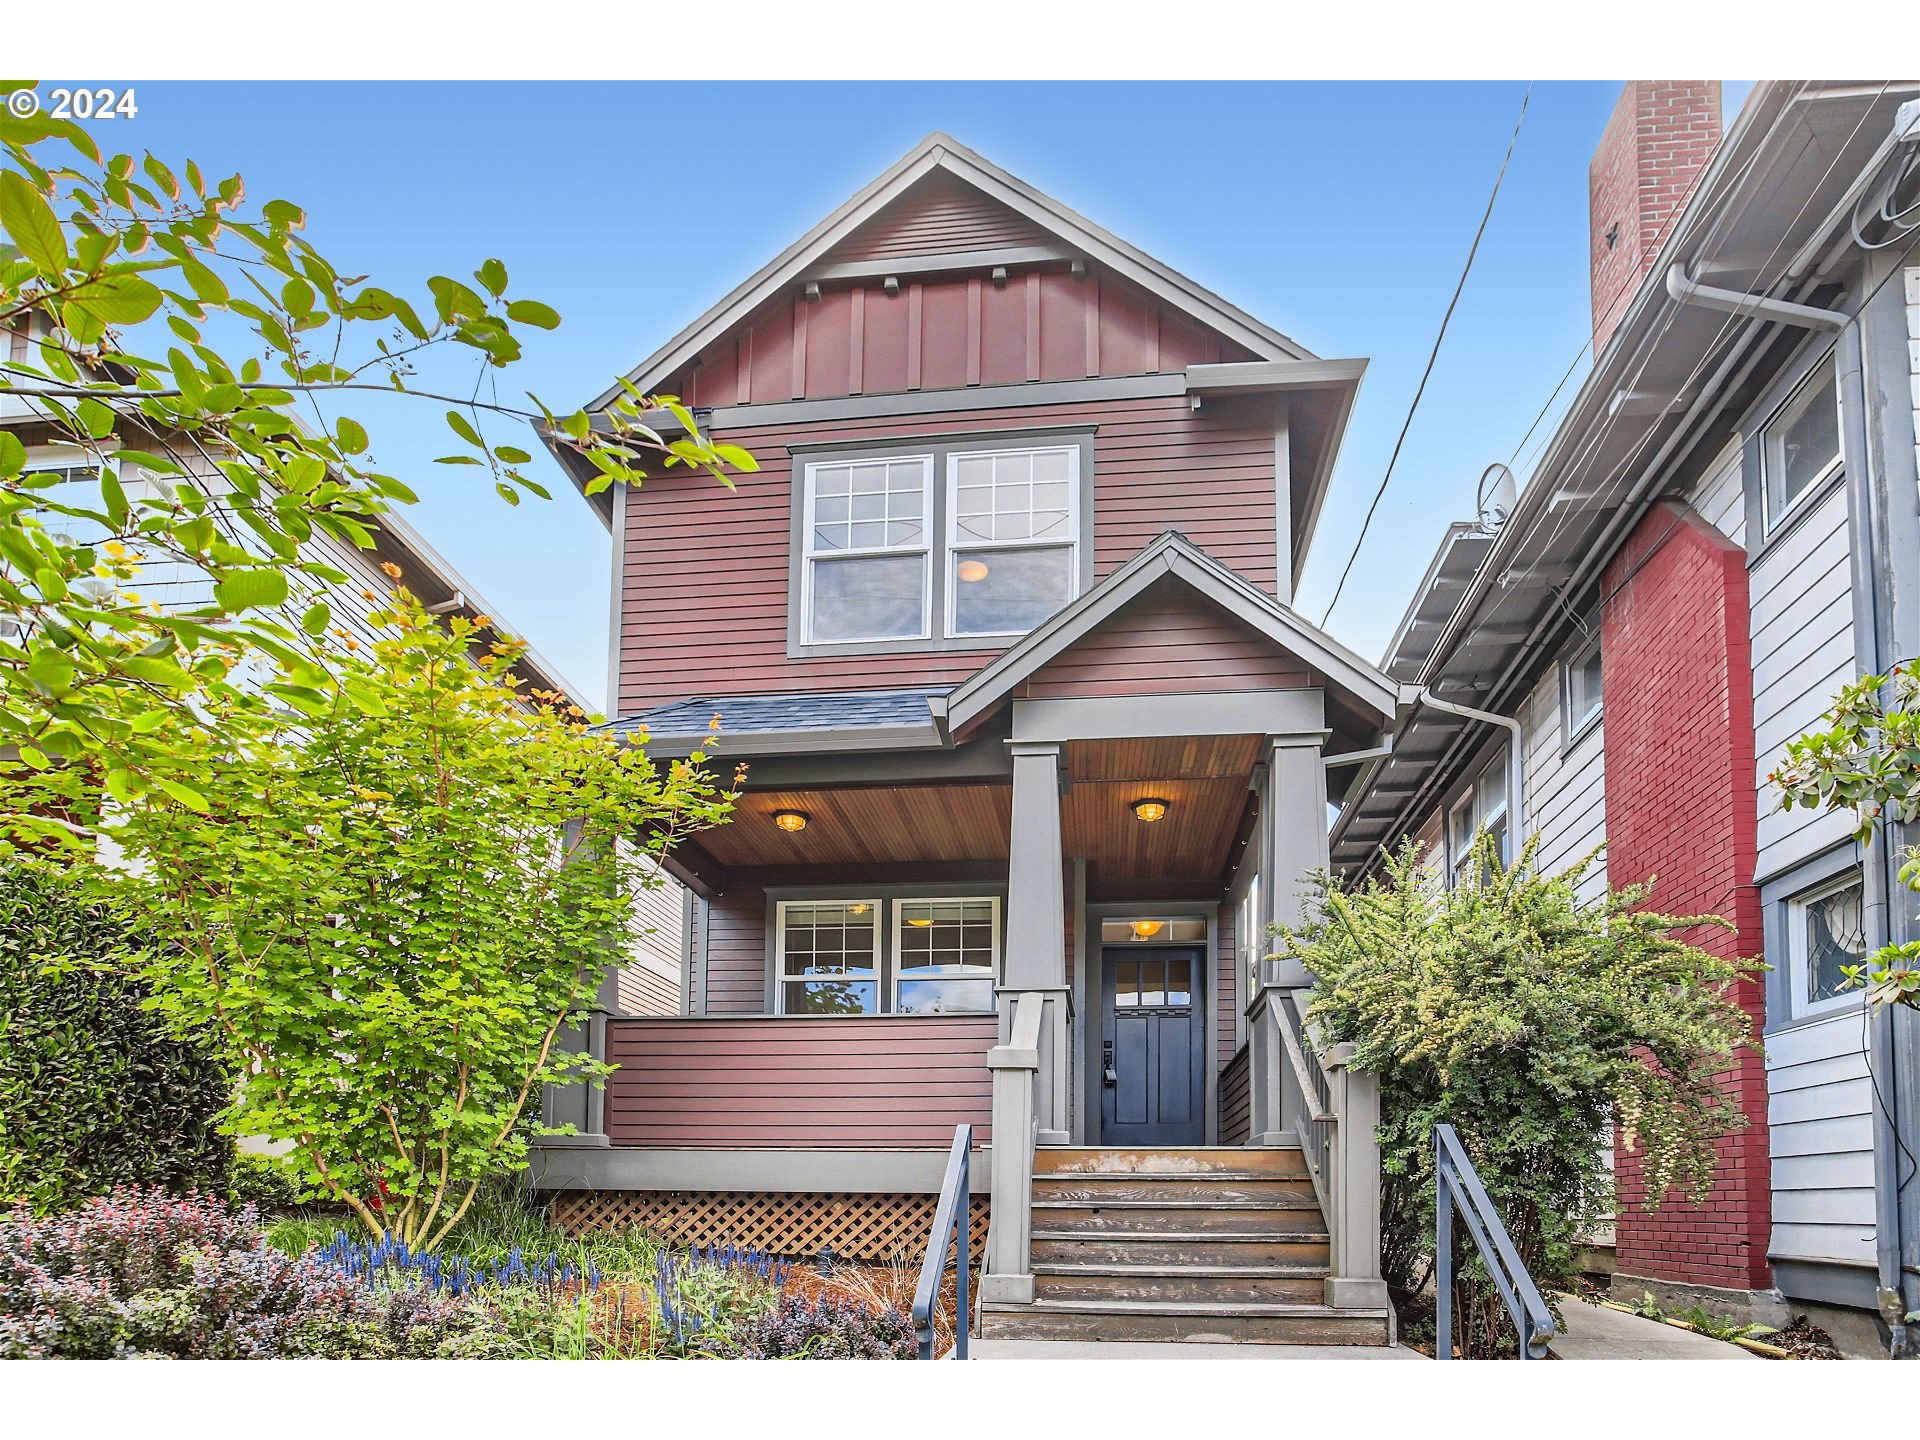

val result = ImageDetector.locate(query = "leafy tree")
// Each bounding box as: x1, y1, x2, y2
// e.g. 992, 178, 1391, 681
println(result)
1772, 665, 1920, 1010
0, 85, 753, 836
81, 591, 737, 1249
0, 860, 232, 1212
1275, 834, 1759, 1356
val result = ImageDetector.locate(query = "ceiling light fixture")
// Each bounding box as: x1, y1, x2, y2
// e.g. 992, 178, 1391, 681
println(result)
772, 810, 810, 833
955, 559, 990, 583
907, 917, 934, 927
1130, 919, 1165, 941
1130, 797, 1170, 823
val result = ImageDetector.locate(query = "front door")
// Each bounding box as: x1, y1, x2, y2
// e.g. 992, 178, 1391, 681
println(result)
1099, 946, 1206, 1146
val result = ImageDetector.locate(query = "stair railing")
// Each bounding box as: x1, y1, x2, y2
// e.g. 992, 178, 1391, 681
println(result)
913, 1123, 973, 1360
1434, 1123, 1556, 1359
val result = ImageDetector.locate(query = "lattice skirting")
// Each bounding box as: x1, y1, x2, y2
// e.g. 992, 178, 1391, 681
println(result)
549, 1189, 990, 1265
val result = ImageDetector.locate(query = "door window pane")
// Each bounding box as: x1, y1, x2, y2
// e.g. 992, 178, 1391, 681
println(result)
950, 545, 1074, 636
1165, 957, 1192, 1007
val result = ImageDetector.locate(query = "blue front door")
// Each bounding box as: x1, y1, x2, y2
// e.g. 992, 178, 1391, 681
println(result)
1099, 946, 1206, 1146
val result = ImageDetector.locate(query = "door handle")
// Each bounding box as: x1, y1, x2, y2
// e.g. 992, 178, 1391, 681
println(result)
1102, 1040, 1116, 1087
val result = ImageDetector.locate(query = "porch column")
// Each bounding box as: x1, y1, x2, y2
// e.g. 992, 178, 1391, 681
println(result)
1005, 741, 1070, 1145
1323, 1044, 1390, 1310
1249, 735, 1326, 1145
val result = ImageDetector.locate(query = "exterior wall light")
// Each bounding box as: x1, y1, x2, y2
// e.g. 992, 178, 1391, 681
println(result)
1130, 919, 1165, 941
772, 810, 810, 833
1130, 798, 1170, 823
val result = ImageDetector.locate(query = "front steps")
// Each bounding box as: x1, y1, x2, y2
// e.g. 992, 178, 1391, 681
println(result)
980, 1146, 1393, 1348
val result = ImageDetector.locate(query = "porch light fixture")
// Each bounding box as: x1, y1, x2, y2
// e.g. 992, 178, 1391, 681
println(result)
955, 559, 991, 583
772, 810, 810, 833
1130, 797, 1170, 823
1129, 919, 1165, 941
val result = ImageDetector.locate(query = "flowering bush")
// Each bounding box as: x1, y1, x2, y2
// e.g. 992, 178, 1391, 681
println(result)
0, 1188, 508, 1358
315, 1231, 602, 1298
720, 1292, 916, 1359
652, 1244, 789, 1352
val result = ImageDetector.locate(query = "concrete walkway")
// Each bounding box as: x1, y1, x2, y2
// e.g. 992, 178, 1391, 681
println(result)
1549, 1298, 1758, 1360
970, 1338, 1423, 1360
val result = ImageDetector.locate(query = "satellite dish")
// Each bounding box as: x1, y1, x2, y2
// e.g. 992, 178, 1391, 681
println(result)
1476, 463, 1517, 533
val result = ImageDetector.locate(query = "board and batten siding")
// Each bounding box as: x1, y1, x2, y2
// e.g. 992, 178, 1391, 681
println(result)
616, 393, 1280, 714
603, 1016, 996, 1147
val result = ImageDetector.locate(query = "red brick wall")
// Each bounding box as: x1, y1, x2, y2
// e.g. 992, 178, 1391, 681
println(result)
1589, 81, 1722, 354
1600, 501, 1771, 1292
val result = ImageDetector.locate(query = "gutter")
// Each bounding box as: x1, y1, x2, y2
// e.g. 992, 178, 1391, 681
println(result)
1401, 685, 1526, 843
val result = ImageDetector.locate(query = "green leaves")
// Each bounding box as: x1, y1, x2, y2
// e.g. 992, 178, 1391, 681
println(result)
504, 298, 559, 330
212, 568, 290, 613
67, 271, 164, 326
0, 169, 66, 276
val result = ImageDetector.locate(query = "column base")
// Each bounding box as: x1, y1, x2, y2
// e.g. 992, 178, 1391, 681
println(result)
534, 1133, 611, 1149
1249, 1130, 1294, 1147
1325, 1276, 1391, 1310
1036, 1129, 1071, 1146
980, 1273, 1035, 1305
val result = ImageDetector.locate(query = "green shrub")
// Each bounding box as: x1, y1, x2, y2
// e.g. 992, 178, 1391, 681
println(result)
229, 1152, 305, 1215
0, 863, 232, 1213
1277, 834, 1759, 1357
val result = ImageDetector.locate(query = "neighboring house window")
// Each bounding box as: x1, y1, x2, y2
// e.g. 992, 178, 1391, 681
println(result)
1447, 753, 1509, 887
793, 434, 1088, 653
801, 455, 933, 644
1787, 871, 1867, 1014
1761, 364, 1841, 532
1562, 634, 1603, 743
894, 898, 1000, 1014
946, 446, 1079, 637
774, 897, 999, 1016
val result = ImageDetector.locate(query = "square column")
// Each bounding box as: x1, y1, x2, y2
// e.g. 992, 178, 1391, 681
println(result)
1005, 741, 1070, 1146
1250, 734, 1328, 1145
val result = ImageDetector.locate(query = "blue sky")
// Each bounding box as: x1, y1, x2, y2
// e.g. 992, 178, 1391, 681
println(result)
85, 80, 1750, 710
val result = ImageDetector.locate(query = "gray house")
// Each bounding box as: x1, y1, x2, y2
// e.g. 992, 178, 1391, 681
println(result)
1334, 80, 1920, 1357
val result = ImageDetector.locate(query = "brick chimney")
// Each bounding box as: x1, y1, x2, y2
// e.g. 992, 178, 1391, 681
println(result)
1589, 81, 1722, 354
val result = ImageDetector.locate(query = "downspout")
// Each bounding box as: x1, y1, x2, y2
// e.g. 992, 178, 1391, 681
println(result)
1402, 686, 1526, 843
1667, 262, 1911, 1355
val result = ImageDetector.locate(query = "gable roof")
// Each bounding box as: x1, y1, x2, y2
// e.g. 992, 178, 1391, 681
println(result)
592, 132, 1314, 411
938, 531, 1396, 735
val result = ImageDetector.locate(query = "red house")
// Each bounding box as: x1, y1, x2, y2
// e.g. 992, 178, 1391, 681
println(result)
533, 134, 1400, 1346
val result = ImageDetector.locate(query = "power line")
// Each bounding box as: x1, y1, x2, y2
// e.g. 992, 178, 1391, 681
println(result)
1319, 84, 1532, 627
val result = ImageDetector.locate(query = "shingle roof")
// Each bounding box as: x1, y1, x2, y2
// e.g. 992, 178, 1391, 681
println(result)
596, 688, 947, 742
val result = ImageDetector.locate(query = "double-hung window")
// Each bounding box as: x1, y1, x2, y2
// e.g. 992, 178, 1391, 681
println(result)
801, 455, 933, 644
1761, 364, 1841, 533
796, 437, 1083, 650
775, 896, 1001, 1016
1562, 635, 1603, 744
946, 445, 1079, 638
1448, 753, 1509, 888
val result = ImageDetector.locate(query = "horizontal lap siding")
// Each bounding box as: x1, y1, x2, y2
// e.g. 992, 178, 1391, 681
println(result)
823, 171, 1053, 263
1750, 485, 1855, 881
1518, 661, 1608, 904
618, 395, 1277, 712
1766, 1015, 1875, 1268
604, 1016, 996, 1146
1023, 586, 1306, 699
1218, 1045, 1251, 1146
704, 882, 769, 1015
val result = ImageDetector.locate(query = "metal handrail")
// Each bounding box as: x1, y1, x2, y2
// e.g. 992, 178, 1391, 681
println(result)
913, 1123, 973, 1360
1434, 1123, 1556, 1359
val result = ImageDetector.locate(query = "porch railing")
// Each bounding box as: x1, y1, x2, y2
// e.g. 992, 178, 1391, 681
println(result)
1434, 1123, 1555, 1359
1249, 982, 1385, 1311
913, 1124, 973, 1360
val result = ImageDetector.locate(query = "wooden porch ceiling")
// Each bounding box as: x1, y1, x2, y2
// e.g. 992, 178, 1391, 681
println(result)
686, 734, 1262, 887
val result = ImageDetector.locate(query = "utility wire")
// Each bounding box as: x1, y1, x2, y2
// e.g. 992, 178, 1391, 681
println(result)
1320, 84, 1531, 627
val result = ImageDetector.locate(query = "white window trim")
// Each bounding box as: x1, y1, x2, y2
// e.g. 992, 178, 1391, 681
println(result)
1446, 753, 1511, 887
1760, 364, 1843, 536
773, 898, 884, 1016
943, 443, 1082, 640
799, 453, 934, 646
890, 895, 1002, 1015
1786, 870, 1868, 1019
1562, 633, 1603, 745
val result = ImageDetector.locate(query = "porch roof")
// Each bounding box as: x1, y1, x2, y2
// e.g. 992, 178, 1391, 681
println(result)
597, 687, 948, 757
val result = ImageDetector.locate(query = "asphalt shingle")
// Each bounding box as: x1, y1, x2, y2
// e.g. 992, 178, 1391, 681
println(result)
595, 688, 946, 741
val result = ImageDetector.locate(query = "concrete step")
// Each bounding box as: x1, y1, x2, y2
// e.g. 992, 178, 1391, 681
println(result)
1032, 1174, 1316, 1205
1031, 1229, 1330, 1268
1031, 1199, 1324, 1235
1037, 1145, 1306, 1178
979, 1298, 1393, 1347
1034, 1262, 1328, 1305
